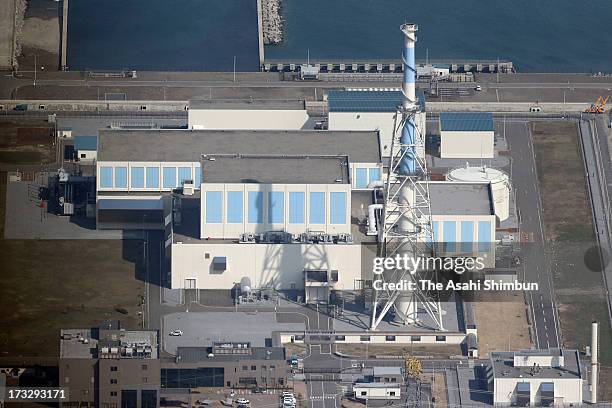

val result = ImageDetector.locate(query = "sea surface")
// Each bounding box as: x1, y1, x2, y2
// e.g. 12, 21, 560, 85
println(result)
67, 0, 612, 73
67, 0, 260, 71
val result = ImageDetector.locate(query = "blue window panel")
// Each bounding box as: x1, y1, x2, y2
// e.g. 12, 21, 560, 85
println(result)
205, 191, 222, 224
288, 192, 305, 224
100, 166, 113, 188
131, 167, 144, 188
460, 221, 474, 253
194, 166, 201, 188
146, 167, 159, 188
268, 192, 284, 224
355, 168, 367, 188
430, 221, 440, 252
178, 167, 191, 186
226, 191, 243, 224
114, 167, 127, 188
309, 192, 325, 224
442, 221, 456, 253
368, 167, 381, 183
478, 221, 492, 252
163, 167, 177, 189
329, 192, 347, 224
248, 192, 263, 224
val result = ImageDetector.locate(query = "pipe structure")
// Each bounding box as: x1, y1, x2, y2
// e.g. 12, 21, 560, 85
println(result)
591, 321, 598, 403
367, 204, 384, 236
399, 23, 418, 175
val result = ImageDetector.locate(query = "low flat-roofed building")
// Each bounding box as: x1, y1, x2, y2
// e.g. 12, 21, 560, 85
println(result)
487, 349, 583, 406
161, 343, 290, 389
353, 383, 402, 400
74, 135, 98, 161
188, 99, 309, 130
427, 182, 496, 264
59, 321, 160, 408
439, 112, 495, 159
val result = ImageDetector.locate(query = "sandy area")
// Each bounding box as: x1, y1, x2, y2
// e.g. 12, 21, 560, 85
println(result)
21, 16, 59, 53
474, 301, 532, 357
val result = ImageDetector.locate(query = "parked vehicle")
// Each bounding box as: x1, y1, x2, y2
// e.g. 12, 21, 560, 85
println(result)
168, 329, 183, 336
235, 398, 250, 405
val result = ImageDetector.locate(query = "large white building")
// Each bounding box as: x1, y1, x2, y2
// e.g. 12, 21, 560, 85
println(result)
439, 112, 495, 159
488, 349, 584, 406
327, 90, 426, 159
188, 99, 310, 130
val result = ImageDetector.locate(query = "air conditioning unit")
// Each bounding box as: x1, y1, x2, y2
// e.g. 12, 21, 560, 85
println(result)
183, 180, 195, 196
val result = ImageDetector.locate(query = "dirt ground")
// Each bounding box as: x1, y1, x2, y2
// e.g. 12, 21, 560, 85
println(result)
421, 373, 447, 407
474, 301, 532, 358
0, 118, 56, 164
532, 120, 612, 401
0, 239, 145, 358
336, 344, 462, 359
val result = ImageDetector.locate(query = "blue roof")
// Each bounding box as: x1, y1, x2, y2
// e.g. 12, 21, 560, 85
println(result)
439, 112, 494, 132
328, 90, 426, 113
74, 135, 98, 151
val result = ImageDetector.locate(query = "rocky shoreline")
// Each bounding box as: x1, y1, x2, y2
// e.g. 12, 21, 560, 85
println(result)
261, 0, 283, 45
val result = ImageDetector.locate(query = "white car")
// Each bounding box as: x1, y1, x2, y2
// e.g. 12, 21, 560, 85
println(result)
168, 329, 183, 336
474, 85, 482, 91
235, 398, 250, 405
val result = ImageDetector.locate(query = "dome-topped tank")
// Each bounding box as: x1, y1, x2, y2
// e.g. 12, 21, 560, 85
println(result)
447, 163, 511, 221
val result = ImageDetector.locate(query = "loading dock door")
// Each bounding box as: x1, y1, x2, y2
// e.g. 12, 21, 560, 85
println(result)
306, 286, 329, 304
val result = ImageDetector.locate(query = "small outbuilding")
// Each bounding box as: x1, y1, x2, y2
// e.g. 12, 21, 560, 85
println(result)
439, 112, 494, 159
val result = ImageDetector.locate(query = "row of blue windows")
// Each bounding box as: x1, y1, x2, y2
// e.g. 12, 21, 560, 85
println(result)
205, 191, 347, 225
430, 220, 492, 252
99, 166, 200, 189
354, 167, 382, 189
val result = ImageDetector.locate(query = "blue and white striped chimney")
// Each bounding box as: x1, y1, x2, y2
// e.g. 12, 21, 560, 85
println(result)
399, 23, 418, 175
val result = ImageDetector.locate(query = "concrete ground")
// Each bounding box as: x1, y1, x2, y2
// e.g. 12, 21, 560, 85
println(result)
4, 179, 124, 239
0, 0, 15, 69
162, 311, 306, 354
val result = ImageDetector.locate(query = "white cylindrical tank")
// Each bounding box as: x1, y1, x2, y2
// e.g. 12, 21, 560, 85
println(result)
447, 164, 511, 221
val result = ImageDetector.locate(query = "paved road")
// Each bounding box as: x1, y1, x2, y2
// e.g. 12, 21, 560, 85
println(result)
580, 116, 612, 325
505, 121, 561, 348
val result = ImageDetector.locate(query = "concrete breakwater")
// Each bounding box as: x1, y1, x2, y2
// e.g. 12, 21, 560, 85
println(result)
261, 0, 283, 44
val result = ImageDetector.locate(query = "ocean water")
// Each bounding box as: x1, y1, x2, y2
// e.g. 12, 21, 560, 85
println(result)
67, 0, 612, 73
67, 0, 260, 71
265, 0, 612, 73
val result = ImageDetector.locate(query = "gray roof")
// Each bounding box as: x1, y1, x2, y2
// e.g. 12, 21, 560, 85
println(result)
176, 346, 285, 363
373, 367, 402, 376
328, 90, 426, 112
490, 349, 582, 380
189, 99, 306, 110
201, 154, 350, 184
97, 129, 381, 163
428, 182, 494, 216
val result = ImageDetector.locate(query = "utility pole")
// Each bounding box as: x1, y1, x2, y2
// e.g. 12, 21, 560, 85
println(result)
34, 54, 37, 86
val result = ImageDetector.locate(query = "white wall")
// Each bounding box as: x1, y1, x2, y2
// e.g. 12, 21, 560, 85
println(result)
188, 109, 309, 130
328, 112, 425, 159
78, 150, 97, 161
354, 386, 401, 400
440, 130, 494, 159
431, 214, 496, 267
200, 183, 352, 239
170, 242, 362, 290
493, 378, 582, 405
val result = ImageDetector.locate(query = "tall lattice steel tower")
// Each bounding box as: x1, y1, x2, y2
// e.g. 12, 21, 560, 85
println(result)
369, 23, 444, 331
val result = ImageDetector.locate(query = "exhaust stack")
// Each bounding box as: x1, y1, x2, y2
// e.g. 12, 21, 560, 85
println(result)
591, 321, 598, 403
